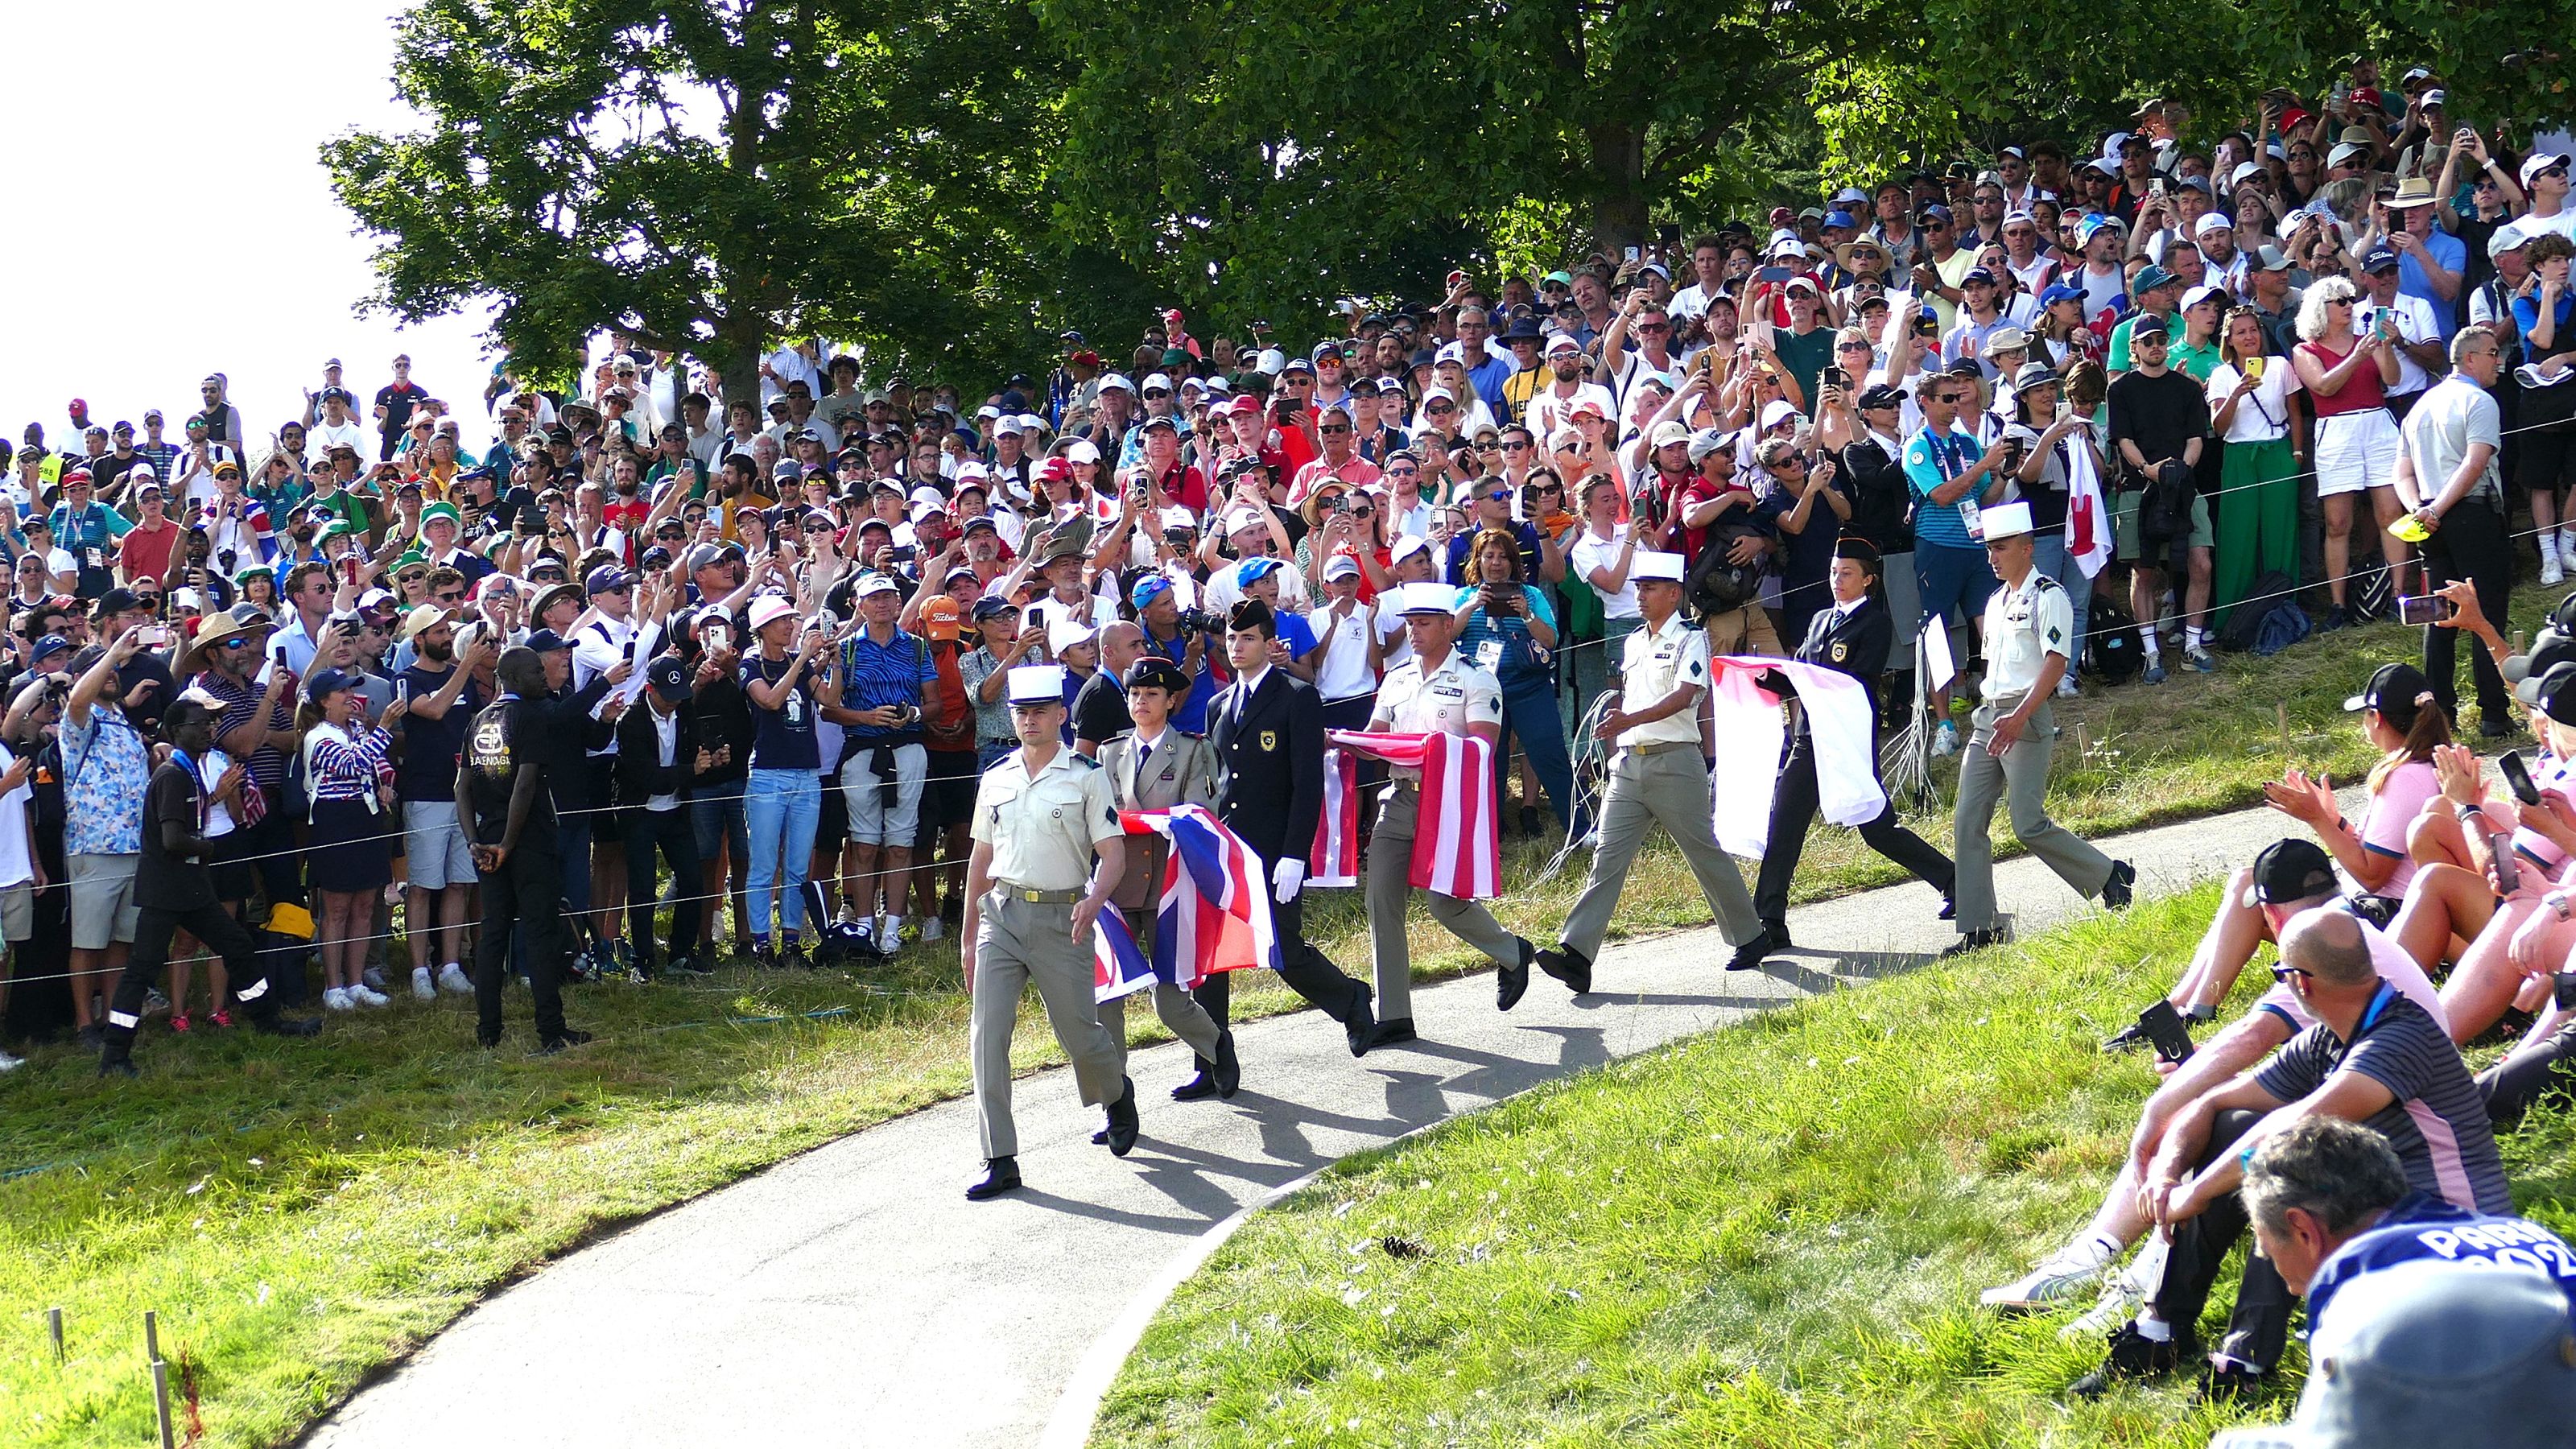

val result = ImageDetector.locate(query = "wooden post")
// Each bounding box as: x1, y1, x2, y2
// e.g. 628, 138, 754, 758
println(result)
2277, 703, 2290, 759
151, 1359, 175, 1449
143, 1310, 159, 1365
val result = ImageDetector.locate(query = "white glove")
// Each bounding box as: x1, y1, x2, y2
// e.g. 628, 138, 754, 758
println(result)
1271, 857, 1306, 905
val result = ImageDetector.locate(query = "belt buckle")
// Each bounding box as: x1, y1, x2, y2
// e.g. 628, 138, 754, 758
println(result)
1022, 888, 1044, 903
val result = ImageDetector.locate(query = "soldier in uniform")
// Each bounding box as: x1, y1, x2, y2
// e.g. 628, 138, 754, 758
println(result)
1348, 582, 1537, 1042
961, 664, 1139, 1202
1748, 537, 1956, 956
97, 698, 322, 1075
1947, 501, 2134, 955
460, 646, 592, 1051
1204, 597, 1377, 1057
1096, 656, 1238, 1103
1538, 551, 1769, 990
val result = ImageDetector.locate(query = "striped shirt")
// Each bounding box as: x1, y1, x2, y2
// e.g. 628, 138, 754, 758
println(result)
2256, 989, 2511, 1216
305, 721, 395, 803
838, 627, 935, 742
196, 669, 292, 793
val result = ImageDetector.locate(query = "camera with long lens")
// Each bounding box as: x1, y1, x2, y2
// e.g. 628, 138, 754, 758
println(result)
1174, 606, 1228, 634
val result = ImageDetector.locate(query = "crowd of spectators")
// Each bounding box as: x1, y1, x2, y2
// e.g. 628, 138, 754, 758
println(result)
7, 59, 2576, 1430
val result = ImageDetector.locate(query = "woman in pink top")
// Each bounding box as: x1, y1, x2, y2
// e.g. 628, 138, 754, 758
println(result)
2263, 663, 2450, 914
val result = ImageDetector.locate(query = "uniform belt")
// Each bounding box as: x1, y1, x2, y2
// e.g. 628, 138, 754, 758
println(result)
994, 881, 1083, 904
1624, 738, 1693, 757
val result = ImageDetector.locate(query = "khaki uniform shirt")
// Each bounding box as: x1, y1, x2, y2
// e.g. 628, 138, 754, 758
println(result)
1616, 613, 1709, 748
971, 746, 1121, 891
1978, 569, 2074, 704
1369, 648, 1502, 780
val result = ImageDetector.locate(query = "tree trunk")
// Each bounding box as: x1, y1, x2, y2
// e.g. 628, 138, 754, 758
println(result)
1584, 122, 1650, 257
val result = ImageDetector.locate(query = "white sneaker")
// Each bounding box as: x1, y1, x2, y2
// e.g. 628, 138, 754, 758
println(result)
2061, 1236, 2165, 1340
2545, 558, 2566, 588
349, 985, 392, 1008
2056, 675, 2080, 700
323, 988, 355, 1013
1980, 1235, 2117, 1311
2559, 528, 2576, 566
875, 912, 903, 952
919, 915, 944, 943
0, 1050, 23, 1072
438, 964, 475, 995
1933, 720, 1962, 758
411, 967, 436, 1001
143, 989, 171, 1017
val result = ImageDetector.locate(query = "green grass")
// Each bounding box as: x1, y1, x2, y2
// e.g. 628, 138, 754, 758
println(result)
0, 599, 2490, 1447
1092, 884, 2576, 1447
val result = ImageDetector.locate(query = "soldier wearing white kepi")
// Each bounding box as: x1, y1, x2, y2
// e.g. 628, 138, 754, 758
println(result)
960, 664, 1140, 1202
1538, 551, 1769, 993
1946, 501, 2134, 956
1347, 583, 1538, 1044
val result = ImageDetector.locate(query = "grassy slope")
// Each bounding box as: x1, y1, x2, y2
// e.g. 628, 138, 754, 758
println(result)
0, 605, 2456, 1447
1095, 885, 2576, 1447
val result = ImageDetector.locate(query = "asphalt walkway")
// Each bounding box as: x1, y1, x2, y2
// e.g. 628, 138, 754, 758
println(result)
306, 795, 2316, 1449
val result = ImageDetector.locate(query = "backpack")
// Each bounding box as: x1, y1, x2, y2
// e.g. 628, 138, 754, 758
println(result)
2251, 598, 2313, 657
2085, 589, 2144, 683
1686, 523, 1767, 615
2216, 572, 2297, 653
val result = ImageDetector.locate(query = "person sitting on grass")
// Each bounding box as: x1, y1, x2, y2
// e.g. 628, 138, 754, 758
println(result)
1981, 840, 2445, 1321
2070, 907, 2510, 1405
2101, 662, 2448, 1055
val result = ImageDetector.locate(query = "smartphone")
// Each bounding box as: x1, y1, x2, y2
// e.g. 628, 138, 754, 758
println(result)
138, 625, 172, 650
701, 621, 729, 654
2135, 1001, 2196, 1065
2149, 178, 2167, 199
2243, 354, 2267, 384
2493, 833, 2523, 894
2556, 972, 2576, 1012
2502, 751, 2542, 806
2376, 310, 2398, 342
342, 557, 360, 585
1446, 268, 1467, 290
1658, 224, 1682, 246
1624, 246, 1641, 263
1823, 365, 1850, 392
2395, 593, 2446, 627
1756, 266, 1794, 284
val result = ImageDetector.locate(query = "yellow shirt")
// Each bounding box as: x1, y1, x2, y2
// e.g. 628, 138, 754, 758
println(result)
971, 746, 1121, 891
1616, 613, 1709, 748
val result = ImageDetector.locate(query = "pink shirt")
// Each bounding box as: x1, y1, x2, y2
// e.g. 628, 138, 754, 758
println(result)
2355, 759, 2439, 899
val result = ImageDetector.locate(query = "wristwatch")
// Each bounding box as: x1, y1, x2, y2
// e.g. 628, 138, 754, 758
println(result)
2546, 890, 2571, 923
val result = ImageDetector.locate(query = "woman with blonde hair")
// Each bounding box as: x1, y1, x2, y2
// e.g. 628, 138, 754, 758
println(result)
2292, 273, 2405, 629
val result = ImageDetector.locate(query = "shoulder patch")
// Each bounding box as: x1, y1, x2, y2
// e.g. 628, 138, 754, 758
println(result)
2029, 573, 2062, 592
1071, 754, 1100, 769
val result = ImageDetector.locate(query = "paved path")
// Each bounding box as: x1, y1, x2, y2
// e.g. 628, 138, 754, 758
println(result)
307, 797, 2316, 1449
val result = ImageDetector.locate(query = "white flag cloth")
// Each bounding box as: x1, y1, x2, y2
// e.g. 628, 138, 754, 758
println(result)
2065, 438, 2113, 580
1921, 613, 1958, 690
1706, 656, 1891, 861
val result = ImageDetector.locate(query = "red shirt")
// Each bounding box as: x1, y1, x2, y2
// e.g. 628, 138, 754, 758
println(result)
2298, 338, 2388, 417
119, 518, 181, 588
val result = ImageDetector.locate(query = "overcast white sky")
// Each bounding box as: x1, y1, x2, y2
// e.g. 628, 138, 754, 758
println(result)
14, 5, 502, 455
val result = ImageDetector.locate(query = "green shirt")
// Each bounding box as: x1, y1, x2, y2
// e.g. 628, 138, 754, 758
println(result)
2167, 336, 2221, 382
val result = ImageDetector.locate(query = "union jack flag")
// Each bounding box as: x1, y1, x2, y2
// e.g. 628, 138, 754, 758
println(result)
1117, 803, 1280, 990
1091, 904, 1156, 1003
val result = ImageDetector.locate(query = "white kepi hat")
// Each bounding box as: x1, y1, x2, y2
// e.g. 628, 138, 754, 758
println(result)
1631, 550, 1690, 584
1392, 581, 1459, 616
1979, 500, 2036, 542
1005, 664, 1067, 707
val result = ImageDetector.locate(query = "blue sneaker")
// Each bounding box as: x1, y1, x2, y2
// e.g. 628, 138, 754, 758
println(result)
2183, 647, 2215, 673
2143, 663, 2167, 685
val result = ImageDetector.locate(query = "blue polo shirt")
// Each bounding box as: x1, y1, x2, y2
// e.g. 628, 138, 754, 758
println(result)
2398, 227, 2469, 341
1903, 424, 1984, 550
839, 626, 936, 742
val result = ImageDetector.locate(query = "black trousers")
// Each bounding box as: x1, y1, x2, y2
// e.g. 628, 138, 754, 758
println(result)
476, 837, 568, 1045
621, 807, 701, 968
1753, 732, 1955, 925
2421, 494, 2512, 724
1190, 872, 1365, 1039
235, 808, 312, 1005
2149, 1108, 2296, 1372
103, 899, 275, 1060
2481, 1016, 2576, 1129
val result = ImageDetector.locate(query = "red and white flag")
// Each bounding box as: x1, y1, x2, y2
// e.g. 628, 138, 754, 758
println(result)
1327, 729, 1503, 899
1309, 746, 1361, 886
2065, 440, 2112, 579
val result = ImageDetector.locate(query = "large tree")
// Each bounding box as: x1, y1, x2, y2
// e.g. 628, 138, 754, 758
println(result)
324, 0, 1137, 392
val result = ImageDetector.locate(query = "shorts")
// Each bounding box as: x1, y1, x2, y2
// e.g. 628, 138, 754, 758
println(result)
840, 741, 928, 847
691, 778, 749, 864
207, 829, 259, 903
402, 799, 478, 890
0, 880, 31, 943
68, 851, 141, 951
1913, 542, 2000, 630
815, 770, 848, 848
915, 749, 980, 850
2314, 408, 2401, 498
2112, 489, 2215, 561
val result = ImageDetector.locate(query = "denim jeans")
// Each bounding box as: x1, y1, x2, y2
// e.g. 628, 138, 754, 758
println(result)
1496, 671, 1582, 835
689, 777, 749, 865
2029, 534, 2091, 675
745, 767, 822, 937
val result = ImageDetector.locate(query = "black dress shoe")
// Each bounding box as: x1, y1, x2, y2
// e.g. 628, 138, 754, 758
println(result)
1368, 1018, 1418, 1048
1497, 939, 1534, 1011
1171, 1058, 1220, 1101
2101, 860, 2136, 911
1759, 919, 1792, 952
1534, 943, 1592, 995
964, 1156, 1022, 1201
252, 1013, 323, 1038
1725, 937, 1772, 971
1343, 982, 1377, 1057
1212, 1030, 1241, 1098
2481, 714, 2516, 740
537, 1027, 595, 1054
1104, 1077, 1140, 1157
98, 1056, 138, 1079
1938, 928, 2009, 958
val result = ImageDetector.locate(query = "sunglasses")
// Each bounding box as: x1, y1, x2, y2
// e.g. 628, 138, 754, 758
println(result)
434, 590, 465, 603
219, 638, 251, 651
1319, 423, 1352, 435
134, 594, 162, 605
1388, 465, 1421, 477
1637, 322, 1670, 334
2269, 965, 2315, 985
1501, 440, 1532, 452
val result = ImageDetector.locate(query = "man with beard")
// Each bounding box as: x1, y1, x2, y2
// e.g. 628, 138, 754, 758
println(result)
394, 607, 495, 1000
1523, 334, 1615, 440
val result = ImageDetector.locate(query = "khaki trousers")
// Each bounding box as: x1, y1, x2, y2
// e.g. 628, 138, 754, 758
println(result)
1368, 782, 1523, 1020
1558, 746, 1757, 961
970, 891, 1127, 1158
1950, 699, 2113, 934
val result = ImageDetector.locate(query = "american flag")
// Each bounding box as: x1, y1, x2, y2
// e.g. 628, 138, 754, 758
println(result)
1325, 730, 1502, 900
1117, 803, 1279, 990
1308, 746, 1360, 886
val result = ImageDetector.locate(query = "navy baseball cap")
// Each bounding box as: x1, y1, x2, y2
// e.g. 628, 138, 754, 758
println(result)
29, 634, 70, 665
584, 565, 630, 595
525, 629, 573, 653
646, 654, 690, 700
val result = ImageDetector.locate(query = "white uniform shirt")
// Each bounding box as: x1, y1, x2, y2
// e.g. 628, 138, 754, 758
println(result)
1370, 648, 1502, 780
1979, 569, 2074, 702
1616, 613, 1709, 748
971, 747, 1121, 892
